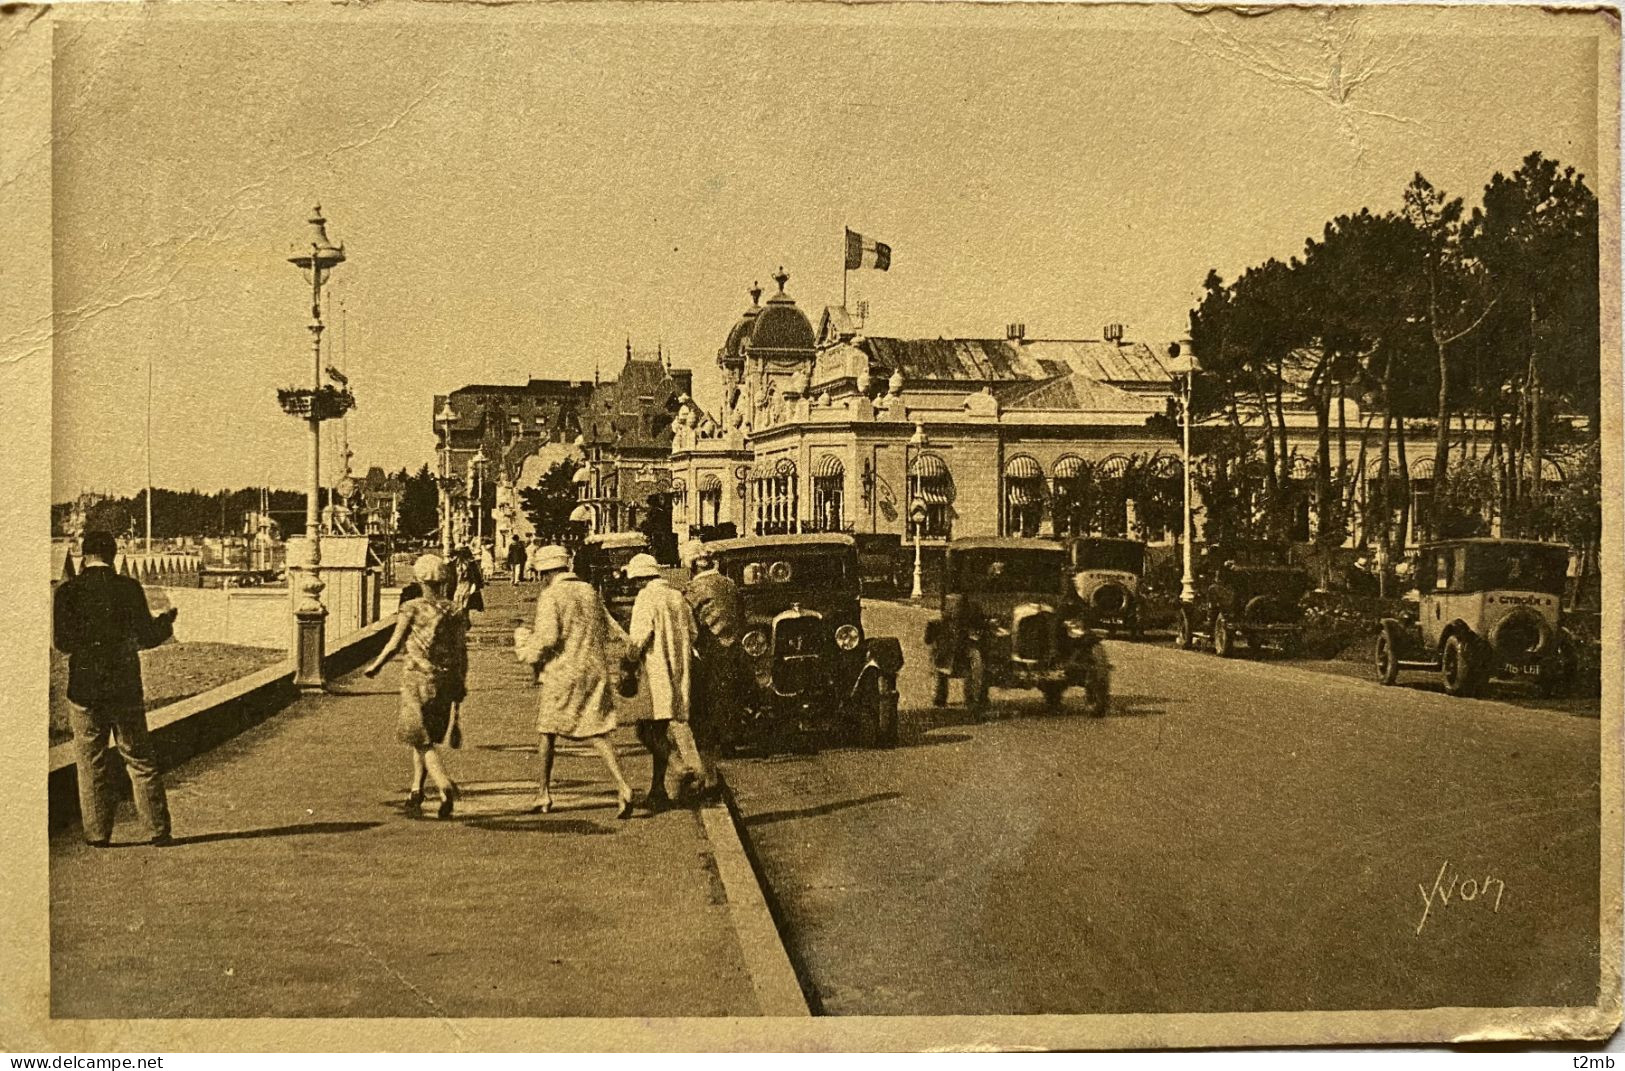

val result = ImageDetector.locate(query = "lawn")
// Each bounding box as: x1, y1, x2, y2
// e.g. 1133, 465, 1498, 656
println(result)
48, 643, 288, 744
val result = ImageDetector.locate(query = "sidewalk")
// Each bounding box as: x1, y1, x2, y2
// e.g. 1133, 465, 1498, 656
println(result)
49, 581, 792, 1019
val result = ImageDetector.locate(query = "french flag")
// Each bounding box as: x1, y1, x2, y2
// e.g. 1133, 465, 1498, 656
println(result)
845, 228, 892, 271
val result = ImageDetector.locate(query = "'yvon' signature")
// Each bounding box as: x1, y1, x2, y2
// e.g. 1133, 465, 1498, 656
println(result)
1416, 861, 1505, 935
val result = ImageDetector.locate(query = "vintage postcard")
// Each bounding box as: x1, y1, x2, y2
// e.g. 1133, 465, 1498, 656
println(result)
0, 0, 1618, 1053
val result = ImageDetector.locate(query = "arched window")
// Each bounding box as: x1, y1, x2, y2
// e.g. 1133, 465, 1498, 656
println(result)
1002, 454, 1046, 537
696, 473, 722, 529
1095, 454, 1131, 537
908, 452, 954, 539
812, 455, 845, 533
1052, 456, 1089, 537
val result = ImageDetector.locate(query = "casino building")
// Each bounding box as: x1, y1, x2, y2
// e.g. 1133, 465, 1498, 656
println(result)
668, 269, 1518, 556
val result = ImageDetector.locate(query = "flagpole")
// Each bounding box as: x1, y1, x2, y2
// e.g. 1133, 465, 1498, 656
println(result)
842, 227, 848, 310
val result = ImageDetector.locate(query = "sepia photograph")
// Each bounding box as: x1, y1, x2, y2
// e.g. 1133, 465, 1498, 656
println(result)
1, 0, 1619, 1052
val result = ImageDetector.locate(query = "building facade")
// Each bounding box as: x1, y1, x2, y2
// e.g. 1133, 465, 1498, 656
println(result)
670, 271, 1523, 554
434, 347, 696, 557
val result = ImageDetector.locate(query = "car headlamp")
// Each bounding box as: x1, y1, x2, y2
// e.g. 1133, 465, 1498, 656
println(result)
1065, 620, 1088, 639
741, 629, 769, 658
834, 624, 862, 651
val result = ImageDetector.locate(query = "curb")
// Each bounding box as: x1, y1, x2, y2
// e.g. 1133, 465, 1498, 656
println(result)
697, 783, 814, 1017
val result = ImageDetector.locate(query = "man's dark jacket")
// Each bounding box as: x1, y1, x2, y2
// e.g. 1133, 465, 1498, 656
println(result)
53, 566, 173, 709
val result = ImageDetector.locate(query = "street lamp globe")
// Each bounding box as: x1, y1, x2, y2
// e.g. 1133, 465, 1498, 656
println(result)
288, 206, 346, 291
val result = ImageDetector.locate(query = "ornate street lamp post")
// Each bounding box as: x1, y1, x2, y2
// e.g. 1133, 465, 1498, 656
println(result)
437, 400, 456, 557
908, 421, 928, 600
471, 447, 488, 545
1167, 343, 1201, 605
282, 206, 349, 692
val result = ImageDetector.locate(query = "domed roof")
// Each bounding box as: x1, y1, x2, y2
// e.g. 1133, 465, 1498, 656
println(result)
747, 268, 815, 353
719, 281, 764, 366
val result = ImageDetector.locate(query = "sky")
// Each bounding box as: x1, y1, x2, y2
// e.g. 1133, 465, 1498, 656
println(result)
50, 6, 1602, 499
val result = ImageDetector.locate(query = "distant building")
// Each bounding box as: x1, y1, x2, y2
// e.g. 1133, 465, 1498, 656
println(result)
434, 347, 697, 556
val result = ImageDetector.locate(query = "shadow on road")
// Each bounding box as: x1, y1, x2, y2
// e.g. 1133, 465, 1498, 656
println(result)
143, 820, 383, 846
742, 790, 903, 827
459, 815, 615, 835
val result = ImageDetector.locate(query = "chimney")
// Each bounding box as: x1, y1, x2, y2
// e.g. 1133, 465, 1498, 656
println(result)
1104, 323, 1125, 343
1006, 323, 1026, 341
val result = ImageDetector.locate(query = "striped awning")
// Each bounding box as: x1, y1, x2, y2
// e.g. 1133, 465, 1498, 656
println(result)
571, 465, 592, 484
1409, 457, 1436, 480
1053, 455, 1087, 481
915, 481, 953, 505
1288, 455, 1316, 481
697, 473, 723, 493
568, 504, 594, 523
1096, 455, 1131, 480
1004, 454, 1043, 479
813, 455, 844, 479
909, 453, 949, 479
752, 459, 775, 478
1006, 483, 1044, 506
1539, 458, 1565, 482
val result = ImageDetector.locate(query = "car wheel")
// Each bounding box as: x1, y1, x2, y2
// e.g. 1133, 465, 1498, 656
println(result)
1441, 634, 1480, 697
1375, 626, 1400, 686
1175, 607, 1194, 650
966, 647, 989, 717
1213, 613, 1236, 658
931, 670, 949, 707
1039, 682, 1066, 713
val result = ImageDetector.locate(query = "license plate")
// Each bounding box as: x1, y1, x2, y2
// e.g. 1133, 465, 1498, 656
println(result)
1504, 661, 1542, 677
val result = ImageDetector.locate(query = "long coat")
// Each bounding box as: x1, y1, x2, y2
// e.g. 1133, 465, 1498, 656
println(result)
53, 565, 174, 711
628, 577, 697, 723
518, 572, 627, 738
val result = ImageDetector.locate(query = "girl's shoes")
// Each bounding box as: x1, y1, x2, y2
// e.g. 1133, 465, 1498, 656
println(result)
406, 790, 424, 816
529, 794, 554, 814
437, 784, 458, 820
616, 790, 635, 820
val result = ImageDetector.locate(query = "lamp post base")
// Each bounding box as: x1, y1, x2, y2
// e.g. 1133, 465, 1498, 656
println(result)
293, 609, 327, 692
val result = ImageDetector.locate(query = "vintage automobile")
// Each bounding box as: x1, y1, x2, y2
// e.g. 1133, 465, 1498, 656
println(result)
925, 538, 1110, 716
572, 531, 650, 626
1175, 542, 1311, 658
1068, 536, 1147, 638
853, 532, 907, 595
1375, 538, 1576, 698
705, 534, 906, 750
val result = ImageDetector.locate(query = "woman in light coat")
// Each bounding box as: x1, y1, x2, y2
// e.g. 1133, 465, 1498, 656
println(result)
515, 544, 635, 818
623, 554, 714, 808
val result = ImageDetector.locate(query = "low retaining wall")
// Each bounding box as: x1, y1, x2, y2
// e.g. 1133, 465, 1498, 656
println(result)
48, 616, 396, 832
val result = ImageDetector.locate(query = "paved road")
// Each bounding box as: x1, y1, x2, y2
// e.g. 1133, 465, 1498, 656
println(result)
51, 582, 765, 1019
724, 600, 1603, 1016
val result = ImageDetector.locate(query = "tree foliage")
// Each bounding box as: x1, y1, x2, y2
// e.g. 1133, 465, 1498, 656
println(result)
1186, 151, 1599, 560
519, 460, 582, 544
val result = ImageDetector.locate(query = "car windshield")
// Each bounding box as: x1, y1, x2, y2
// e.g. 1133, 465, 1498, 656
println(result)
1072, 541, 1144, 573
718, 548, 856, 591
1469, 543, 1567, 594
950, 550, 1066, 594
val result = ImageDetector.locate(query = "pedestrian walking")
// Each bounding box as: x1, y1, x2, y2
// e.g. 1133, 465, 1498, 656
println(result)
527, 537, 550, 584
451, 545, 485, 615
506, 537, 528, 585
479, 540, 497, 584
515, 544, 635, 818
52, 530, 178, 848
363, 554, 467, 819
621, 553, 715, 810
682, 540, 745, 768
